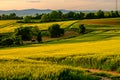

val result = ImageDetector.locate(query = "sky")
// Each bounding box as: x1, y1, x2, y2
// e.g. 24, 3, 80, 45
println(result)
0, 0, 119, 10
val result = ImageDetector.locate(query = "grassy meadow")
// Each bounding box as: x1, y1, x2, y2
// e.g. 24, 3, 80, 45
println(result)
0, 18, 120, 79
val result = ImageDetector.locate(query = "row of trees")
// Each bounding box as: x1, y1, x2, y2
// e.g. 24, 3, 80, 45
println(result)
0, 13, 22, 20
0, 10, 119, 21
40, 10, 120, 22
0, 13, 42, 20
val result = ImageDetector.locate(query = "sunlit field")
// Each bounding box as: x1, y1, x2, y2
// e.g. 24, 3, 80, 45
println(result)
0, 20, 78, 33
0, 18, 120, 79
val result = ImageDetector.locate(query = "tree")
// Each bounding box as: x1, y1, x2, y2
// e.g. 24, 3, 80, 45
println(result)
66, 11, 75, 20
115, 11, 120, 17
59, 28, 64, 35
110, 11, 116, 17
9, 13, 16, 19
1, 14, 8, 20
1, 38, 14, 46
14, 35, 23, 45
74, 13, 80, 20
15, 27, 32, 41
79, 12, 85, 19
48, 24, 64, 38
97, 10, 104, 18
85, 13, 96, 19
37, 31, 42, 43
58, 10, 63, 19
15, 26, 40, 41
79, 24, 86, 34
23, 16, 31, 23
33, 13, 42, 19
40, 14, 49, 22
49, 11, 59, 21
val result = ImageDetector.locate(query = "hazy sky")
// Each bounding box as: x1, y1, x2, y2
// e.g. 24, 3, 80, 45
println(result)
0, 0, 119, 10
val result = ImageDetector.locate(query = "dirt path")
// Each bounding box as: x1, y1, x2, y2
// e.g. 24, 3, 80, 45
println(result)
86, 68, 120, 76
81, 68, 120, 80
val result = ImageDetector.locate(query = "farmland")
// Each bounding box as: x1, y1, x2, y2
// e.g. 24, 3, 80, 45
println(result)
0, 20, 78, 33
0, 18, 120, 79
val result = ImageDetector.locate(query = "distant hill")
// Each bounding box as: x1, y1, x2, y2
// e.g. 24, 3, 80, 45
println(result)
0, 9, 114, 16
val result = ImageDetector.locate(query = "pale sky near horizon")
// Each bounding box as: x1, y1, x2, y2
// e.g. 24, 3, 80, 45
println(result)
0, 0, 119, 10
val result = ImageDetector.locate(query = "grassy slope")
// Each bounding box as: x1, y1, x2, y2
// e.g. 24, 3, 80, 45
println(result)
0, 18, 120, 79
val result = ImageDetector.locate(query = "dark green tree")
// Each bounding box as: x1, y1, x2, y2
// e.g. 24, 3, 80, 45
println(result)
34, 13, 42, 19
40, 14, 49, 22
1, 14, 8, 20
85, 13, 96, 19
115, 11, 120, 17
9, 13, 16, 19
79, 24, 86, 34
97, 10, 104, 18
14, 35, 23, 45
15, 26, 40, 41
66, 11, 75, 20
110, 11, 116, 17
15, 27, 32, 41
37, 31, 42, 43
49, 11, 59, 21
79, 12, 85, 19
23, 16, 31, 23
74, 13, 80, 20
1, 38, 14, 46
48, 24, 64, 38
58, 10, 63, 19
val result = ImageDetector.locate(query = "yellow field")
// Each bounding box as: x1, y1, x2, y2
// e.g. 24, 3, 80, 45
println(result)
0, 20, 77, 33
0, 18, 120, 79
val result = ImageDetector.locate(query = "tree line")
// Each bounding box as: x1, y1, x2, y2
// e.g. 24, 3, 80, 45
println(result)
0, 10, 119, 21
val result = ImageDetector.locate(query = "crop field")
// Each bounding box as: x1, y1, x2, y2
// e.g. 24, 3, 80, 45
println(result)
0, 18, 120, 79
0, 20, 78, 33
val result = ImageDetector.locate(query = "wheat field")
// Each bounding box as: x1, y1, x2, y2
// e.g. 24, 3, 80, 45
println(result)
0, 18, 120, 79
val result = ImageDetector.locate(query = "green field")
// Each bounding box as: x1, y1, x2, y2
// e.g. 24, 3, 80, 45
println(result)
0, 18, 120, 79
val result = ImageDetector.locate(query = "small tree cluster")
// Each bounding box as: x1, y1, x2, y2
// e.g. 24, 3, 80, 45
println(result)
0, 35, 23, 46
15, 26, 42, 42
48, 24, 64, 38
